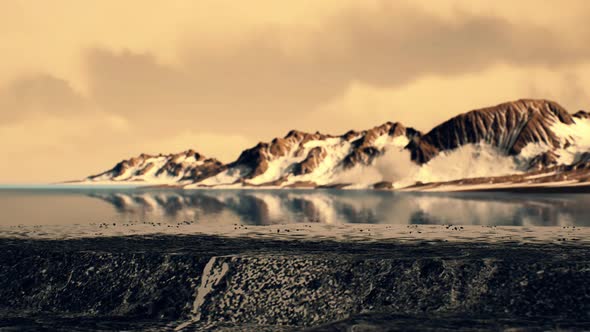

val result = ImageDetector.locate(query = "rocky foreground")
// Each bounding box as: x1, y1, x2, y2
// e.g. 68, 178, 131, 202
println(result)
1, 235, 589, 331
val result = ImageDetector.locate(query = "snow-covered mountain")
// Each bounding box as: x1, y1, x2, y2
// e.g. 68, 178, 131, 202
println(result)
192, 121, 418, 188
409, 99, 590, 165
80, 99, 590, 190
86, 150, 224, 185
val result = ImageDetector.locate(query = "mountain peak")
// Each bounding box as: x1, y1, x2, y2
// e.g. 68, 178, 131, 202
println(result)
409, 99, 577, 163
87, 150, 223, 183
83, 98, 590, 190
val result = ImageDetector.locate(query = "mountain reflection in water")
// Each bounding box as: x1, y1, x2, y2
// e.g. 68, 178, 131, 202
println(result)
86, 190, 590, 227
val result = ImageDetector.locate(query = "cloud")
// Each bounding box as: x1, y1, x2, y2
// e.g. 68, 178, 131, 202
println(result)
3, 1, 590, 182
82, 3, 590, 137
0, 75, 88, 123
0, 74, 134, 182
0, 111, 131, 183
140, 131, 255, 163
311, 63, 590, 133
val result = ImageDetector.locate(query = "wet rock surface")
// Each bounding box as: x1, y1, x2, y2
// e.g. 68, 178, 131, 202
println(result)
0, 235, 589, 331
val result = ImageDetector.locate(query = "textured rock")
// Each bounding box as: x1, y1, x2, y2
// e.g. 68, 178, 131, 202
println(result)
1, 236, 589, 330
294, 147, 328, 176
231, 131, 331, 179
88, 150, 224, 183
229, 122, 419, 180
373, 181, 394, 189
528, 151, 560, 170
574, 110, 590, 119
410, 99, 574, 163
83, 99, 590, 188
342, 122, 413, 168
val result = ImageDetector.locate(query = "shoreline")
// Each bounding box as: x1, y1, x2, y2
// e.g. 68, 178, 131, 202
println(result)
8, 181, 590, 194
1, 223, 588, 246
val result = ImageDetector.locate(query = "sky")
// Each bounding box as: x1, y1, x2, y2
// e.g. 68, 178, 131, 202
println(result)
2, 0, 590, 183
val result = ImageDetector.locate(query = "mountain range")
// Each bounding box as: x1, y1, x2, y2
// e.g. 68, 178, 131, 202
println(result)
81, 99, 590, 191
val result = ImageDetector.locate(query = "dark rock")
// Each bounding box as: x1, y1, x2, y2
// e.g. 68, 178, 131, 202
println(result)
409, 99, 575, 164
1, 237, 589, 330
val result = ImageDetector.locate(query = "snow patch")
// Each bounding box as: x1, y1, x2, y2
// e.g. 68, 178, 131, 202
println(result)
247, 151, 306, 185
335, 143, 523, 188
193, 167, 247, 187
416, 144, 521, 184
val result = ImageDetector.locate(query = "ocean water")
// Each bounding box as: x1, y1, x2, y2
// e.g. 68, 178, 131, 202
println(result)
1, 187, 590, 227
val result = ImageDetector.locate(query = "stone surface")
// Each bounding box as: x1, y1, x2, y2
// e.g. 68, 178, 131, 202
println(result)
0, 236, 589, 330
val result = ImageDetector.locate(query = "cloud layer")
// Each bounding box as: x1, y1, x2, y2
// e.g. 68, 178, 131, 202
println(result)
1, 1, 590, 182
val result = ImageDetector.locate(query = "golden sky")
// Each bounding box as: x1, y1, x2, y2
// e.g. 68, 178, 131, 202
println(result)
2, 0, 590, 183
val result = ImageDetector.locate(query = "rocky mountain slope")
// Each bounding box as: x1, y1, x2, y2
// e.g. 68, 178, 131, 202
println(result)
87, 150, 224, 184
409, 99, 590, 164
82, 99, 590, 190
194, 121, 418, 188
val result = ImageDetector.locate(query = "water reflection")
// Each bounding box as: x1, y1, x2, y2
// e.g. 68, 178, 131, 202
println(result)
86, 190, 590, 227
